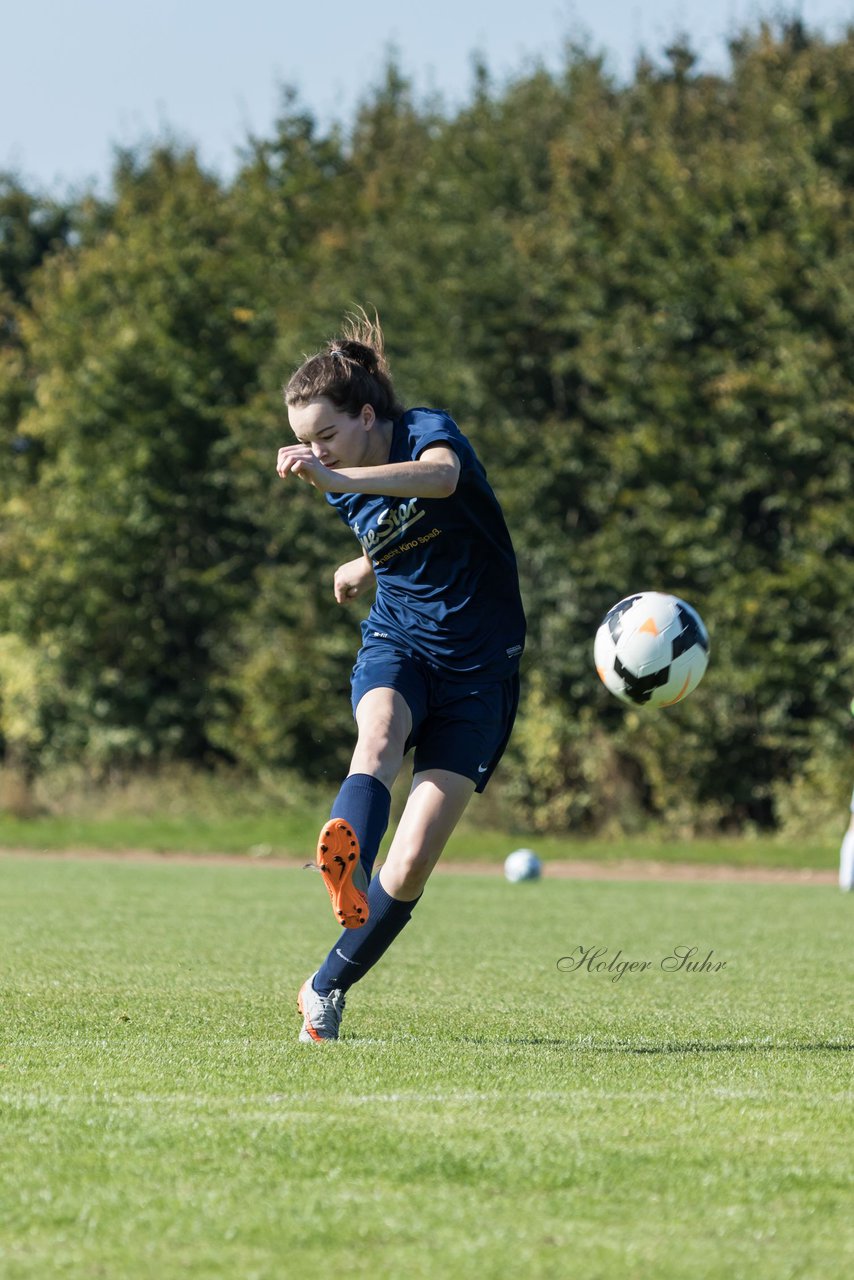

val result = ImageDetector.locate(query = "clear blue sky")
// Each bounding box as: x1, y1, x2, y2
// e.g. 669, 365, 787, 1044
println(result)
2, 0, 851, 194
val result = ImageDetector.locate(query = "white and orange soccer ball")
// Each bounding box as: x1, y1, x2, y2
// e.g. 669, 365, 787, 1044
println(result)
594, 592, 709, 708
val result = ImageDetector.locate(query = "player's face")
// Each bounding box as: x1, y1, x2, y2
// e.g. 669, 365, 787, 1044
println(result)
288, 397, 379, 469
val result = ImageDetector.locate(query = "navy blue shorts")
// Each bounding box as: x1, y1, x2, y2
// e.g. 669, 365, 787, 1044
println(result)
350, 642, 520, 793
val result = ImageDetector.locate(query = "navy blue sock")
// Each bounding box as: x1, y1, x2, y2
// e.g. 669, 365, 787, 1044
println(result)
313, 876, 421, 994
330, 773, 391, 881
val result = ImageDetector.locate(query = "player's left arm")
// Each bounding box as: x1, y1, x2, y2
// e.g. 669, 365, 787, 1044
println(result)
278, 444, 461, 498
333, 550, 376, 604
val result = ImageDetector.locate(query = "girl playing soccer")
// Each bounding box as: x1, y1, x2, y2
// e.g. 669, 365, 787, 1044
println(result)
277, 311, 526, 1040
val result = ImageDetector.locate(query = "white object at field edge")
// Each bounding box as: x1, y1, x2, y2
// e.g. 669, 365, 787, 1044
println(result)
504, 848, 542, 882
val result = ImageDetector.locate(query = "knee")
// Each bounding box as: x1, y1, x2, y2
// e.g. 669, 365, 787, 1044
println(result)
381, 845, 432, 900
352, 719, 408, 785
353, 734, 403, 787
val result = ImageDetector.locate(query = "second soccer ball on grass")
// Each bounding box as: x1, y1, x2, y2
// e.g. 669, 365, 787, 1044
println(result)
504, 849, 542, 882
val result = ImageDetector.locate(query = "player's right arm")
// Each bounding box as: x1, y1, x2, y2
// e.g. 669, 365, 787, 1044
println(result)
277, 444, 460, 499
334, 550, 375, 604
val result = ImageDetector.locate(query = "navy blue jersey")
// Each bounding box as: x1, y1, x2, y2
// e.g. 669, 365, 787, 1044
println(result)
326, 408, 526, 678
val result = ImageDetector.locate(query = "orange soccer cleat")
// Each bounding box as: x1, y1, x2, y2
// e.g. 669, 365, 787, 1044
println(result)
315, 818, 369, 929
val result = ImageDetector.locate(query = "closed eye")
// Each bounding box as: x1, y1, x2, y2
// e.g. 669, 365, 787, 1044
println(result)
296, 432, 335, 445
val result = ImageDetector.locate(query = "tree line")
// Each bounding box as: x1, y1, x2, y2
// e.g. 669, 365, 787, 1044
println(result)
1, 20, 852, 835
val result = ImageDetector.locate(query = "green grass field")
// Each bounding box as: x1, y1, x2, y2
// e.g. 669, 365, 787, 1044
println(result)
2, 853, 852, 1278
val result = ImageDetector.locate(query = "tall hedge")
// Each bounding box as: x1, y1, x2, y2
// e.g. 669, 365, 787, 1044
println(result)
1, 22, 852, 832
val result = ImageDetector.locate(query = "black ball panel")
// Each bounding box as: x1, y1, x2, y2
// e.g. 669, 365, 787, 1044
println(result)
605, 595, 643, 645
614, 655, 672, 704
672, 603, 709, 659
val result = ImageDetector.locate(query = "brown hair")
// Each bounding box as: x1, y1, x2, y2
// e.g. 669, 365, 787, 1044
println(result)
284, 308, 405, 420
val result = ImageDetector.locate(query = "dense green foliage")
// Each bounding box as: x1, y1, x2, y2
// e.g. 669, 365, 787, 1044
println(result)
1, 22, 852, 833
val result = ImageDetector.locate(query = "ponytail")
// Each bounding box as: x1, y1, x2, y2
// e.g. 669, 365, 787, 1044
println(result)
284, 308, 405, 420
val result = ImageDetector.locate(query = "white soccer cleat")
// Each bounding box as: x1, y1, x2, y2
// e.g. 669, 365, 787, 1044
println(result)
297, 972, 346, 1042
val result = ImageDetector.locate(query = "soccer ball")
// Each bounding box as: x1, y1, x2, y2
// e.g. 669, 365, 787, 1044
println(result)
594, 592, 709, 707
504, 848, 542, 882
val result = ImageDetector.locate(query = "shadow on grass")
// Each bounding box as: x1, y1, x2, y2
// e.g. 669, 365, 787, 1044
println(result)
343, 1035, 854, 1053
472, 1038, 854, 1053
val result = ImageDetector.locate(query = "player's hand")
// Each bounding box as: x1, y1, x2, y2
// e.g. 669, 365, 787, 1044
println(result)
333, 556, 375, 604
276, 444, 335, 491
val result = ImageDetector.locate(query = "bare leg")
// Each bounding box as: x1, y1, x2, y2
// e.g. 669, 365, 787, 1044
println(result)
349, 686, 412, 789
380, 768, 476, 901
